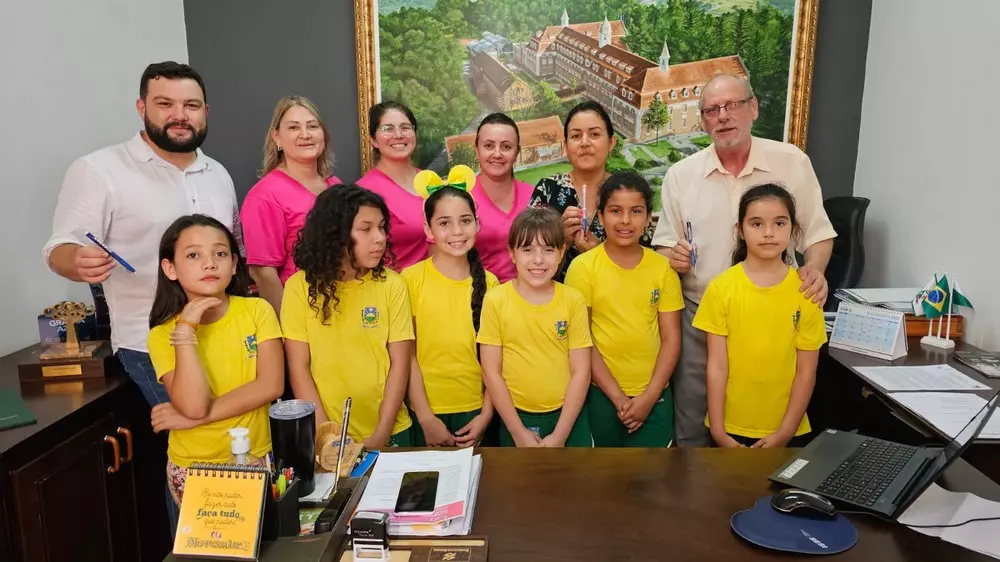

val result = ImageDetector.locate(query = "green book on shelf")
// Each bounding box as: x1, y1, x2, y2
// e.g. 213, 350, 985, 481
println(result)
0, 389, 37, 430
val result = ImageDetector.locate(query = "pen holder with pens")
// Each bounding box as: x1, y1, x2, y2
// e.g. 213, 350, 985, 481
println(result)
262, 475, 300, 540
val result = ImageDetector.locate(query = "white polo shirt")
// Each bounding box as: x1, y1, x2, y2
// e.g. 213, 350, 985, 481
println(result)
43, 133, 242, 353
652, 137, 837, 303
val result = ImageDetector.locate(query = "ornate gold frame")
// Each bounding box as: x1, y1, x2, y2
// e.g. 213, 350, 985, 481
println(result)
354, 0, 819, 173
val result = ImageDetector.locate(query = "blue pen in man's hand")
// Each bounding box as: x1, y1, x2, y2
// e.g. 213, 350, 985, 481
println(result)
85, 232, 136, 273
685, 220, 697, 268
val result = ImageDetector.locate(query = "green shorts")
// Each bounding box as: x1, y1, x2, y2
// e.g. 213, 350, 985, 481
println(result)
411, 409, 484, 447
588, 385, 674, 447
386, 427, 413, 448
498, 406, 592, 447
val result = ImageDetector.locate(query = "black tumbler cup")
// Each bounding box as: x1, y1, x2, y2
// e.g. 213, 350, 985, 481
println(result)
268, 399, 316, 497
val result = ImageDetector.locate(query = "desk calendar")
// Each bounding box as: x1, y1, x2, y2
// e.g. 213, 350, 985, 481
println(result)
829, 301, 908, 360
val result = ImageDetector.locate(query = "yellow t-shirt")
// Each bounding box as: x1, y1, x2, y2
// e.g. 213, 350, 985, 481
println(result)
692, 264, 827, 438
565, 245, 684, 395
402, 259, 500, 415
148, 296, 281, 468
476, 282, 592, 412
281, 270, 413, 441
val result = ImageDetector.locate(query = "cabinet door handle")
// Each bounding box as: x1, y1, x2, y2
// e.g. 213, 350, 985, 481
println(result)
103, 436, 121, 474
117, 427, 134, 463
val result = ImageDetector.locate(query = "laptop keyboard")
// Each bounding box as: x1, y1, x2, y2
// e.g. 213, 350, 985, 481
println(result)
816, 438, 918, 507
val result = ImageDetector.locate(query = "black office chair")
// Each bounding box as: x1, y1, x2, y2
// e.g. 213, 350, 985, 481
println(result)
823, 196, 871, 293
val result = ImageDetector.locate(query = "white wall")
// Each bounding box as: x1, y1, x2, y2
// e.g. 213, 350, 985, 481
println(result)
854, 0, 1000, 350
0, 0, 187, 356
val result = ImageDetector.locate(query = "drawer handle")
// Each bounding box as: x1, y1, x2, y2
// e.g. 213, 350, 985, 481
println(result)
103, 436, 121, 474
117, 427, 134, 463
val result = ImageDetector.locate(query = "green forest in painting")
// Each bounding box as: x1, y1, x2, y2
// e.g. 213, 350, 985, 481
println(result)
377, 0, 795, 169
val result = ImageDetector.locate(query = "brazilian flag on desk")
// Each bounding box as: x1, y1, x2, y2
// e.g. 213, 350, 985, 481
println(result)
921, 274, 950, 319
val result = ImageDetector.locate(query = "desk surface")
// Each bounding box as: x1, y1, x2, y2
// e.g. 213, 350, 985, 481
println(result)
469, 448, 995, 561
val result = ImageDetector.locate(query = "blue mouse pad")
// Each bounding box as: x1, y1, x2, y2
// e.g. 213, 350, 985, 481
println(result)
731, 497, 858, 555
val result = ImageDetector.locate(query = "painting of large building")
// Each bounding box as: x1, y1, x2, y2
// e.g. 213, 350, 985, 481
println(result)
469, 51, 534, 112
512, 10, 749, 140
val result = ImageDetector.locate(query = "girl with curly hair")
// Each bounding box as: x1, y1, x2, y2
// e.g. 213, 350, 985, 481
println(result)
280, 185, 414, 448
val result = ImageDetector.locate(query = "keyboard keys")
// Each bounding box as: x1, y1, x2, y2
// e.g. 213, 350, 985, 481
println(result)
815, 438, 919, 507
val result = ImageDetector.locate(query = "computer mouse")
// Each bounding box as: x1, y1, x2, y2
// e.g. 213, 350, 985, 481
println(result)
771, 489, 837, 518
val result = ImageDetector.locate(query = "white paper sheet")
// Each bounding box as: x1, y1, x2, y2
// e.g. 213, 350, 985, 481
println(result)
855, 364, 990, 392
899, 483, 1000, 558
889, 392, 1000, 439
356, 447, 473, 524
839, 288, 922, 304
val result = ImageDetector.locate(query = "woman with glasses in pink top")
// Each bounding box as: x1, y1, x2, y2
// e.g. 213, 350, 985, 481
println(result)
241, 95, 341, 315
357, 101, 427, 271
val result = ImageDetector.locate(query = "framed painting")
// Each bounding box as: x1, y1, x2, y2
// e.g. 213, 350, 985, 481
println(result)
355, 0, 818, 189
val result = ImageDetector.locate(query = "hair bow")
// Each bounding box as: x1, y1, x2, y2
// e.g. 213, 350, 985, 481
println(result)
414, 165, 477, 199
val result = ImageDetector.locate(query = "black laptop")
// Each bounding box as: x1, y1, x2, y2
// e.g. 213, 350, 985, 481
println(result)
769, 389, 1000, 519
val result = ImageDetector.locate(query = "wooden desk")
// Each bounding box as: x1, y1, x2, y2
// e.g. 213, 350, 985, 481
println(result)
819, 338, 1000, 479
469, 448, 995, 561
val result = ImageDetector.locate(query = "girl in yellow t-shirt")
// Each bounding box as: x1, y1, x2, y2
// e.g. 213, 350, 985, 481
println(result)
281, 185, 414, 448
403, 167, 500, 447
565, 172, 683, 447
693, 184, 827, 448
147, 214, 284, 506
477, 206, 594, 447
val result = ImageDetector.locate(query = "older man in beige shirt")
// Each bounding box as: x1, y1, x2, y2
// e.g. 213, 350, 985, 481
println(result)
653, 74, 837, 447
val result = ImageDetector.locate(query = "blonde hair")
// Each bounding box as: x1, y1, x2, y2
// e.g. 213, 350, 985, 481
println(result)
259, 95, 335, 178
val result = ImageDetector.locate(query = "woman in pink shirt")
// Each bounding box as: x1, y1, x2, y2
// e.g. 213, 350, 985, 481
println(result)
357, 101, 427, 270
241, 95, 341, 314
470, 113, 533, 283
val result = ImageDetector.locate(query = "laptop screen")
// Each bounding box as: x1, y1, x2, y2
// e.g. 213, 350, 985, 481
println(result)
895, 389, 1000, 512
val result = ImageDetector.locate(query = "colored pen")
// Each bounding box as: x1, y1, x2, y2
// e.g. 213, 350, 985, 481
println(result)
277, 474, 286, 497
267, 452, 274, 473
85, 232, 136, 273
581, 184, 589, 234
684, 219, 697, 268
333, 397, 352, 493
271, 483, 278, 500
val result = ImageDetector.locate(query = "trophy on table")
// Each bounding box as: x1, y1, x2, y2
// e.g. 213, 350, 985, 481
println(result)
19, 301, 111, 382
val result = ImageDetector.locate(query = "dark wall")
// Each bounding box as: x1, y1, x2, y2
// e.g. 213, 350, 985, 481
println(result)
185, 0, 870, 201
183, 0, 362, 198
806, 0, 872, 198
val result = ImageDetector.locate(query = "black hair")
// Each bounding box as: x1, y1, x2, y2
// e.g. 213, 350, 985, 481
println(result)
368, 101, 417, 159
475, 113, 520, 179
564, 100, 614, 140
149, 214, 249, 328
597, 171, 653, 214
140, 61, 206, 102
423, 187, 488, 333
508, 206, 565, 250
732, 183, 801, 266
293, 185, 393, 323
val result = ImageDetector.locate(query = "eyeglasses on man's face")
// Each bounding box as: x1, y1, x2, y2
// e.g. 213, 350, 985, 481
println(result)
700, 97, 753, 119
377, 123, 416, 137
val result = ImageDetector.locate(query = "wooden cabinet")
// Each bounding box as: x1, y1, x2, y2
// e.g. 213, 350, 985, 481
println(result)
0, 345, 171, 562
11, 415, 139, 561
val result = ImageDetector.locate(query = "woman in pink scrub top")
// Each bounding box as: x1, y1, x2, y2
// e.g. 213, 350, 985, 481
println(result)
357, 101, 427, 271
241, 95, 341, 314
470, 113, 532, 283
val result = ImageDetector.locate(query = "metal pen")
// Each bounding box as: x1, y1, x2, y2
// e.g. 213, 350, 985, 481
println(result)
332, 397, 352, 492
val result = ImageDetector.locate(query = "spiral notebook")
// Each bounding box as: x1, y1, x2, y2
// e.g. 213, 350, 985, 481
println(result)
829, 300, 908, 361
173, 463, 269, 561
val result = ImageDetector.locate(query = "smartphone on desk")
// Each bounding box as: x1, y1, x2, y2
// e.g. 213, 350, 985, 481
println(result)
394, 471, 439, 514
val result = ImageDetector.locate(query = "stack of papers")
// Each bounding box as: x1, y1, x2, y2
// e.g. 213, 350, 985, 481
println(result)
834, 287, 921, 313
355, 447, 482, 536
299, 472, 336, 503
900, 483, 1000, 558
888, 392, 1000, 439
855, 365, 990, 392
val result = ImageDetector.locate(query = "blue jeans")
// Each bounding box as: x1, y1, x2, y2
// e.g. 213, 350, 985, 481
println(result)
114, 349, 179, 540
